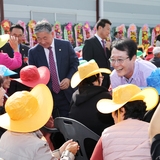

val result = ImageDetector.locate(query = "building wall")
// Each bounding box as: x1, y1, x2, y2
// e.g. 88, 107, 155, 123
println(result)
3, 0, 160, 27
104, 0, 160, 27
3, 0, 96, 26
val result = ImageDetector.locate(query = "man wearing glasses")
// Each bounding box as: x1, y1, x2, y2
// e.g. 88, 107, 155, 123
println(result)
110, 38, 157, 89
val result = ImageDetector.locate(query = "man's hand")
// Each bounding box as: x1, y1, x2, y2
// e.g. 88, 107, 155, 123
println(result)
106, 41, 111, 50
60, 78, 70, 90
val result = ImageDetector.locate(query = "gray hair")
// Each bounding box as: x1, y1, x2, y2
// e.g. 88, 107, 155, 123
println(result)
34, 20, 52, 34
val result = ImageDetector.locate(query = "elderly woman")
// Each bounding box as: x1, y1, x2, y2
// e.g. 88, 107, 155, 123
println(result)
91, 84, 159, 160
0, 65, 17, 92
0, 84, 79, 160
69, 59, 114, 136
69, 59, 114, 159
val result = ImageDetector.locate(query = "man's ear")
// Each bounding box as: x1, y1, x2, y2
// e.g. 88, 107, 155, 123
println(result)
132, 55, 137, 61
51, 31, 54, 38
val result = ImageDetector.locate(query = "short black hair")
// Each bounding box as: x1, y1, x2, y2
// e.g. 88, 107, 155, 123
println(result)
10, 24, 24, 33
137, 45, 144, 52
112, 38, 137, 60
114, 31, 118, 36
78, 74, 101, 92
115, 100, 147, 120
156, 35, 160, 41
96, 19, 112, 30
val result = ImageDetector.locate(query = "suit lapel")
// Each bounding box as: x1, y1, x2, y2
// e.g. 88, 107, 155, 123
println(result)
54, 39, 61, 73
19, 44, 27, 57
37, 45, 49, 67
93, 36, 104, 53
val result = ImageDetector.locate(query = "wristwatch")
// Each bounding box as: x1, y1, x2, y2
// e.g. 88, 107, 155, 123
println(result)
61, 150, 74, 160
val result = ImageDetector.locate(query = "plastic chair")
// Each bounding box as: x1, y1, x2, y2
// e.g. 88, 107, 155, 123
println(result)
54, 117, 100, 160
41, 126, 66, 149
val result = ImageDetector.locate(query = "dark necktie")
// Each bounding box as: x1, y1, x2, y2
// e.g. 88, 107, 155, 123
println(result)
101, 39, 106, 53
48, 46, 60, 94
101, 39, 107, 58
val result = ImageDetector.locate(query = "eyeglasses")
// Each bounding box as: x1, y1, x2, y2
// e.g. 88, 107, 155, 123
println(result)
109, 57, 129, 64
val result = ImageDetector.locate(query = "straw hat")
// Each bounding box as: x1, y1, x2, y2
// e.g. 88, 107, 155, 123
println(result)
0, 65, 17, 77
97, 84, 158, 114
0, 34, 9, 48
13, 65, 50, 88
0, 84, 53, 132
71, 59, 111, 88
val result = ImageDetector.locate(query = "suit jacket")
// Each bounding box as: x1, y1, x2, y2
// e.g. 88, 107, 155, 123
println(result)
82, 36, 111, 89
28, 38, 79, 102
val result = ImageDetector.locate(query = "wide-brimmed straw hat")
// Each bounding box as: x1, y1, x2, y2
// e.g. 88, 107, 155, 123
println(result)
71, 59, 111, 88
0, 84, 53, 132
0, 34, 9, 48
13, 65, 50, 88
97, 84, 158, 114
0, 65, 17, 77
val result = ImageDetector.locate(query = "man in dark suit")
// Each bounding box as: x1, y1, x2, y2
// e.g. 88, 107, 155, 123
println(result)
28, 20, 79, 118
112, 31, 119, 42
0, 24, 29, 95
82, 19, 112, 90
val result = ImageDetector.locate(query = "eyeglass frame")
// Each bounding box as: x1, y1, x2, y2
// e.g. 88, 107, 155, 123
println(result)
109, 57, 129, 64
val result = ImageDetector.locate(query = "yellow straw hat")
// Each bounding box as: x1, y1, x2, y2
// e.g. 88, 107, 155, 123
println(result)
0, 34, 9, 48
97, 84, 159, 114
0, 84, 53, 132
71, 59, 111, 88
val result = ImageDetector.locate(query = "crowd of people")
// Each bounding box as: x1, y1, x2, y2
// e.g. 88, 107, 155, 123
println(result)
0, 18, 160, 159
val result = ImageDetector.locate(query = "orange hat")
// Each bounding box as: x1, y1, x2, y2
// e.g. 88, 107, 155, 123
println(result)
71, 59, 111, 88
97, 84, 158, 114
0, 84, 53, 132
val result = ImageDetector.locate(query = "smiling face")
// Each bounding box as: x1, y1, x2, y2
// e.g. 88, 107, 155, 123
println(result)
36, 31, 54, 48
111, 48, 136, 79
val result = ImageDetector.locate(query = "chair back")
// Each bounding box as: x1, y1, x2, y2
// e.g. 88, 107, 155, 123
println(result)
54, 117, 100, 160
